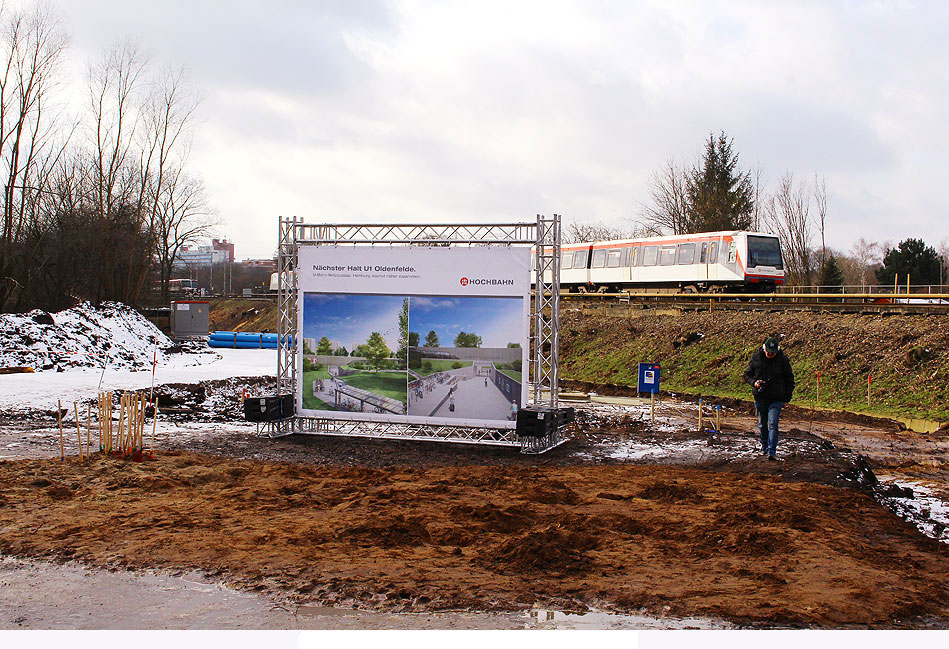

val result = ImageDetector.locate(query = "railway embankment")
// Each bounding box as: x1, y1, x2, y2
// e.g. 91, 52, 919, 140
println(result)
560, 308, 949, 424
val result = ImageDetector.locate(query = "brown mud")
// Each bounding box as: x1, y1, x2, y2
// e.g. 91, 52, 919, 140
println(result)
0, 446, 947, 629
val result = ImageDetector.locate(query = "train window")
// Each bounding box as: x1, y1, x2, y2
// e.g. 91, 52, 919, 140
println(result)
630, 247, 641, 267
642, 246, 658, 266
677, 243, 696, 265
659, 245, 676, 266
574, 250, 588, 268
592, 249, 607, 268
700, 242, 708, 263
560, 252, 573, 270
607, 249, 622, 268
707, 242, 718, 264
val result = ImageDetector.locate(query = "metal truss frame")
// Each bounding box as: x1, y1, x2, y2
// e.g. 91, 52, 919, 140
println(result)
531, 214, 561, 409
273, 215, 562, 451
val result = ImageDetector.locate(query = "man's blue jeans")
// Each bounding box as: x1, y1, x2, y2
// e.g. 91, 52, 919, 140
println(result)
755, 400, 783, 456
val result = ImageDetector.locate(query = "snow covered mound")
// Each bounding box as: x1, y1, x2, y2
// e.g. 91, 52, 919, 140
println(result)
0, 302, 174, 372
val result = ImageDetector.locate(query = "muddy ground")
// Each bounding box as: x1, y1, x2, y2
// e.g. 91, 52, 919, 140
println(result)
0, 378, 947, 629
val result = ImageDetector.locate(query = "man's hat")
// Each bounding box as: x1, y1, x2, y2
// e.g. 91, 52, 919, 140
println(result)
763, 337, 780, 353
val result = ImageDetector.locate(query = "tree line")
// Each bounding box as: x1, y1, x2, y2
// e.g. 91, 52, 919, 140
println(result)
0, 4, 212, 314
564, 131, 947, 289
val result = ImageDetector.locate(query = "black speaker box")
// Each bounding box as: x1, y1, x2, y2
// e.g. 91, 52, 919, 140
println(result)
243, 394, 294, 422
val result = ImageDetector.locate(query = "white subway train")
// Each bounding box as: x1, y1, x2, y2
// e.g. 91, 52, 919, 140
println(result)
537, 230, 785, 293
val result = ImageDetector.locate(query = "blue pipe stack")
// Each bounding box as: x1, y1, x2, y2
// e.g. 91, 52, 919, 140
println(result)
208, 331, 286, 349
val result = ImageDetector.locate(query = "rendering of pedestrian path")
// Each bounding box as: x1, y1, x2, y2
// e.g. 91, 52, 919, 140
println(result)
408, 362, 517, 422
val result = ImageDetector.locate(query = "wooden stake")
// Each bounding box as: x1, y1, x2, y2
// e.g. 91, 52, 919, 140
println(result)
57, 399, 64, 461
698, 398, 703, 432
716, 405, 722, 432
816, 371, 820, 405
86, 403, 91, 458
151, 399, 158, 454
73, 402, 83, 462
118, 394, 126, 453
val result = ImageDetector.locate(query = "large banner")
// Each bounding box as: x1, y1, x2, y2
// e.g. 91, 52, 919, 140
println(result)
297, 245, 531, 428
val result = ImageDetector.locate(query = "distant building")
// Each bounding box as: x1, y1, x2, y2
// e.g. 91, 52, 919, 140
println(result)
212, 239, 234, 264
241, 258, 276, 271
303, 337, 317, 353
175, 239, 236, 268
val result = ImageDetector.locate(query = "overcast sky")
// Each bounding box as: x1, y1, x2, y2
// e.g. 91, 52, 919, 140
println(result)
51, 0, 949, 259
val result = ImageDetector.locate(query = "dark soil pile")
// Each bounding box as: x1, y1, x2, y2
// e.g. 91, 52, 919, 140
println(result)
0, 452, 946, 628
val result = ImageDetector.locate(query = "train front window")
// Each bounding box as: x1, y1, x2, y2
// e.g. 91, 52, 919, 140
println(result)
747, 236, 783, 269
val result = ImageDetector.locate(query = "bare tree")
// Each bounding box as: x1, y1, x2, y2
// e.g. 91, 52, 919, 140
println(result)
764, 172, 813, 286
813, 173, 828, 269
849, 237, 881, 290
0, 3, 68, 310
639, 158, 690, 235
749, 164, 766, 231
562, 218, 644, 243
154, 167, 215, 302
937, 237, 949, 289
129, 65, 201, 301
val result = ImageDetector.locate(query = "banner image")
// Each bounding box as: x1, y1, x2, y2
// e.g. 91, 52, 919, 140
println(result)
407, 296, 523, 422
297, 245, 530, 427
301, 294, 408, 415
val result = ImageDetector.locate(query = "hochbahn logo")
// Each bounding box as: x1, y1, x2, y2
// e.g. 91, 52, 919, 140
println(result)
459, 276, 515, 286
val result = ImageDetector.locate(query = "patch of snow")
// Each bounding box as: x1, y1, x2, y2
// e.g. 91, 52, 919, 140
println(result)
0, 302, 172, 371
876, 476, 949, 545
0, 348, 275, 411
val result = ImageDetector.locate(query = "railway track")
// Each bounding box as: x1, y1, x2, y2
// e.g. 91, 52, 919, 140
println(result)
554, 291, 949, 315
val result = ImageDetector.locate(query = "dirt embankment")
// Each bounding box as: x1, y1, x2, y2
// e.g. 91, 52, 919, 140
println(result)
0, 451, 946, 628
208, 298, 278, 333
560, 309, 949, 422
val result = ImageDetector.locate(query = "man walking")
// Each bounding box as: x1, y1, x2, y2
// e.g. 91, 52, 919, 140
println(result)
743, 336, 795, 460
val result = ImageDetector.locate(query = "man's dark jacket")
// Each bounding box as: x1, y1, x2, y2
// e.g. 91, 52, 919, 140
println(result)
743, 348, 795, 403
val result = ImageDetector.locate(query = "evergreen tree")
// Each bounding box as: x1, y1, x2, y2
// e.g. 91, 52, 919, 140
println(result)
685, 132, 754, 233
818, 254, 845, 292
408, 331, 420, 347
424, 330, 439, 347
875, 238, 941, 287
396, 298, 409, 363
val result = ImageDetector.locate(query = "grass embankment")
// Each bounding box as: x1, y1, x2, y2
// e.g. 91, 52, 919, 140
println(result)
494, 363, 522, 383
342, 371, 408, 402
411, 359, 472, 377
560, 309, 949, 422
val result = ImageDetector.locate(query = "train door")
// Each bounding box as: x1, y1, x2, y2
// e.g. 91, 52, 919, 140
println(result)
723, 237, 739, 281
702, 239, 720, 282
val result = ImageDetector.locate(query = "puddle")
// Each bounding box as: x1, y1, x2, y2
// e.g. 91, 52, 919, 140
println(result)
522, 608, 732, 629
0, 557, 730, 630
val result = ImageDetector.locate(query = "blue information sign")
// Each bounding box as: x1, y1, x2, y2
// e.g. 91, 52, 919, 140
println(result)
638, 362, 660, 394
